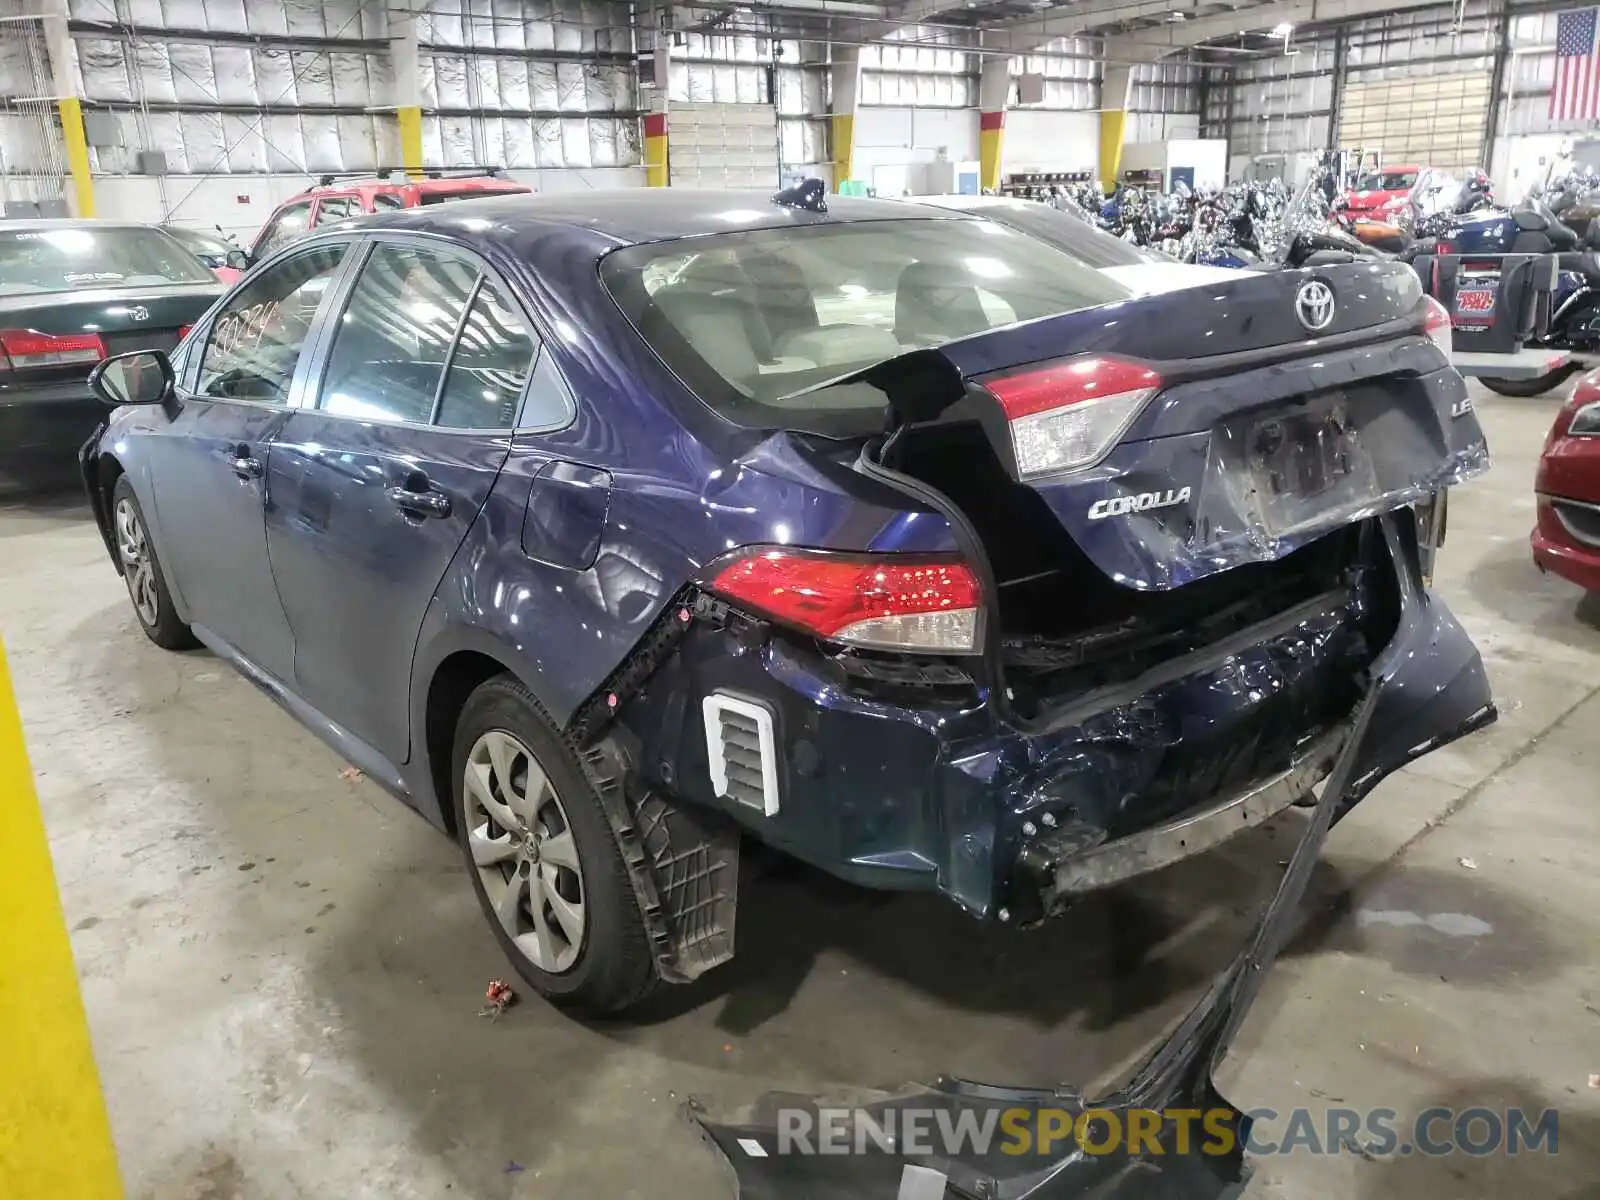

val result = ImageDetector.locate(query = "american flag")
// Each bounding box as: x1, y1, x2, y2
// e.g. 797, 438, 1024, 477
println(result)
1551, 7, 1600, 122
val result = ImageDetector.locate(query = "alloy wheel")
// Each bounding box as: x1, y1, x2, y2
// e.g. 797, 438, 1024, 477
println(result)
114, 497, 159, 627
464, 729, 587, 974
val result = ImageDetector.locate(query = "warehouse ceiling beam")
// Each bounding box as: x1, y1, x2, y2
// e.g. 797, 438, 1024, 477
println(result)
975, 0, 1474, 55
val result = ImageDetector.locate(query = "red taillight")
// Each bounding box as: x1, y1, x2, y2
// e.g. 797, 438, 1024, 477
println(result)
980, 355, 1162, 479
706, 548, 982, 654
179, 325, 193, 339
0, 329, 106, 371
1422, 296, 1452, 358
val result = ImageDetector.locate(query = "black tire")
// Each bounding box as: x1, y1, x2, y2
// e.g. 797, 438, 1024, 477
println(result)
451, 674, 659, 1016
1478, 366, 1580, 398
110, 475, 198, 651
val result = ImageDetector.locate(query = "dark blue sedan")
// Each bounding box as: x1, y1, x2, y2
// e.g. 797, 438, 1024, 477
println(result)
80, 189, 1495, 1017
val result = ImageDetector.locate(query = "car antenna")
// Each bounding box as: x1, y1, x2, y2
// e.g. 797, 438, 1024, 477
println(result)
772, 178, 827, 214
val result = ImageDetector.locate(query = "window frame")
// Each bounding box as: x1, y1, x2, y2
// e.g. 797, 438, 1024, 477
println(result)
181, 237, 362, 410
296, 230, 573, 436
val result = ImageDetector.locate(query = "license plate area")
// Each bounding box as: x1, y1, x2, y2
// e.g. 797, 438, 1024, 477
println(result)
1243, 398, 1378, 535
1202, 391, 1387, 543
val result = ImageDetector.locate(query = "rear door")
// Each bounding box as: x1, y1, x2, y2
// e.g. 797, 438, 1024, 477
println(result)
149, 240, 353, 681
263, 236, 539, 763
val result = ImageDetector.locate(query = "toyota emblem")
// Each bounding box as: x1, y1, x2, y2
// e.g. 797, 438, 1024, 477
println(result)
1294, 280, 1335, 332
127, 305, 151, 322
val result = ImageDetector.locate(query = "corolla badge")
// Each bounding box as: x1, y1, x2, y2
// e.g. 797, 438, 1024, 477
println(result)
1088, 486, 1192, 521
127, 305, 151, 322
1295, 280, 1336, 332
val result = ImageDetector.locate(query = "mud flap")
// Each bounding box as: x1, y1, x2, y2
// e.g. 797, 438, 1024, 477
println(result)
583, 733, 740, 985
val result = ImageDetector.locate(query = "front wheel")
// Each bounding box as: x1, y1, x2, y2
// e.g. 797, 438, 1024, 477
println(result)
452, 675, 659, 1016
1478, 365, 1581, 397
111, 476, 197, 651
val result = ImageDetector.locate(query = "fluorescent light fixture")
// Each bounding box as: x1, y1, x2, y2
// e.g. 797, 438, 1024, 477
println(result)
1271, 21, 1294, 35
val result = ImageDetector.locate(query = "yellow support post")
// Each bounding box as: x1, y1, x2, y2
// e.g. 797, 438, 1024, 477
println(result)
831, 113, 854, 190
397, 104, 424, 180
0, 640, 123, 1199
57, 98, 95, 218
979, 111, 1005, 192
1098, 109, 1128, 194
644, 112, 669, 187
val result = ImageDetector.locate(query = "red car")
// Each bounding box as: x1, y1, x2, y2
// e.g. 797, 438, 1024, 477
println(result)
1341, 164, 1426, 218
248, 168, 530, 262
1533, 369, 1600, 592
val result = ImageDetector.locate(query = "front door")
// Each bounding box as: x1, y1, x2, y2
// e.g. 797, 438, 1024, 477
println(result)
149, 242, 351, 682
264, 239, 542, 763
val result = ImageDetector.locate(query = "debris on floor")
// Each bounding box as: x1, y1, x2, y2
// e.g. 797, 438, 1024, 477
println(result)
1588, 1073, 1599, 1090
339, 767, 365, 783
478, 979, 517, 1020
1458, 857, 1478, 870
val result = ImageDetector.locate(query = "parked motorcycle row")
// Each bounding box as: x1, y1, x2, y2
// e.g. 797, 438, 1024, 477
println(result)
1004, 162, 1600, 397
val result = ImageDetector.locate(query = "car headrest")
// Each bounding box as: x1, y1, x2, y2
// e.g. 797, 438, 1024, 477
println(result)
894, 261, 991, 346
647, 287, 764, 385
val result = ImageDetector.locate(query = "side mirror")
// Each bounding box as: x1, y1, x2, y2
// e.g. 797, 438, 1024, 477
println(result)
226, 249, 250, 270
89, 349, 174, 407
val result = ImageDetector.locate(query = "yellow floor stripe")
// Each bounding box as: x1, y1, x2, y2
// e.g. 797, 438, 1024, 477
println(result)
0, 639, 123, 1198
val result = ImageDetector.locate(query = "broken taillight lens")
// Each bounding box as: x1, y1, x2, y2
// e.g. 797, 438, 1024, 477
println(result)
980, 355, 1162, 480
0, 329, 107, 371
706, 548, 982, 654
1422, 295, 1453, 358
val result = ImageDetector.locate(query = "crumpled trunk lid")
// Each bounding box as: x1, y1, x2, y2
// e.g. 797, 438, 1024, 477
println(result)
861, 261, 1489, 592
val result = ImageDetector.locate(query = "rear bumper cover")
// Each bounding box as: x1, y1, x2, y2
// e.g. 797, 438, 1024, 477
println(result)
0, 381, 102, 485
626, 513, 1493, 926
691, 514, 1495, 1200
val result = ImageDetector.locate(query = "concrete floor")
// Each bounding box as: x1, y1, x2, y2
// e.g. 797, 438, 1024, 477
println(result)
3, 381, 1599, 1199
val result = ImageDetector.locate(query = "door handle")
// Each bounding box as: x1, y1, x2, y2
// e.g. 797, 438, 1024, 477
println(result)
386, 484, 451, 519
228, 444, 263, 479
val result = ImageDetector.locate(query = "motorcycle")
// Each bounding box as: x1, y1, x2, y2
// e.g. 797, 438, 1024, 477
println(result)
1436, 172, 1600, 396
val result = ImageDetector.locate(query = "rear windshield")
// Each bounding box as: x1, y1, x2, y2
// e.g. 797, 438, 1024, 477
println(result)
0, 226, 214, 294
960, 202, 1170, 268
601, 217, 1132, 435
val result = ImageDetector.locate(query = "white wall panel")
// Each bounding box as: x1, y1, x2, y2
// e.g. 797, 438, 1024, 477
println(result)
852, 105, 980, 185
1002, 109, 1097, 173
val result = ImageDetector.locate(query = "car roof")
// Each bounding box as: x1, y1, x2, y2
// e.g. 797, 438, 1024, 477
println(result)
335, 188, 970, 255
0, 218, 159, 231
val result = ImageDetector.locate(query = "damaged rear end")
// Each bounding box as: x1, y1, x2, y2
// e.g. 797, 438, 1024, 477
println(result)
600, 238, 1493, 941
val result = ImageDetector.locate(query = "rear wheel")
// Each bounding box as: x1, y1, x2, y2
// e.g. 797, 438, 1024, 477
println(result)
111, 476, 197, 651
1478, 365, 1580, 397
452, 675, 659, 1015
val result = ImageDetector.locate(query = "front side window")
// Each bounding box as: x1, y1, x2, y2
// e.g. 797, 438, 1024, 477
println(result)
256, 202, 312, 257
196, 243, 347, 404
435, 280, 542, 429
601, 217, 1131, 435
317, 243, 479, 424
0, 225, 214, 295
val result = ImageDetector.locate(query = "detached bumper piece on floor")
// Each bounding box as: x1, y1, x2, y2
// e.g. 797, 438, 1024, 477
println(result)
689, 516, 1497, 1199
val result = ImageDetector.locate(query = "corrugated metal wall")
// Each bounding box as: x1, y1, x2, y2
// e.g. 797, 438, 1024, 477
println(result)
0, 0, 640, 179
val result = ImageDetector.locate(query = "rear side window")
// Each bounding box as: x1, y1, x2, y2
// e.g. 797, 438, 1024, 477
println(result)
317, 243, 478, 424
372, 194, 405, 210
601, 217, 1130, 435
435, 280, 541, 429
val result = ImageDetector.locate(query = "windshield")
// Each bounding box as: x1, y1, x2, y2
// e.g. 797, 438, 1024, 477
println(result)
165, 226, 232, 257
1359, 170, 1419, 191
0, 226, 214, 294
602, 217, 1132, 435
